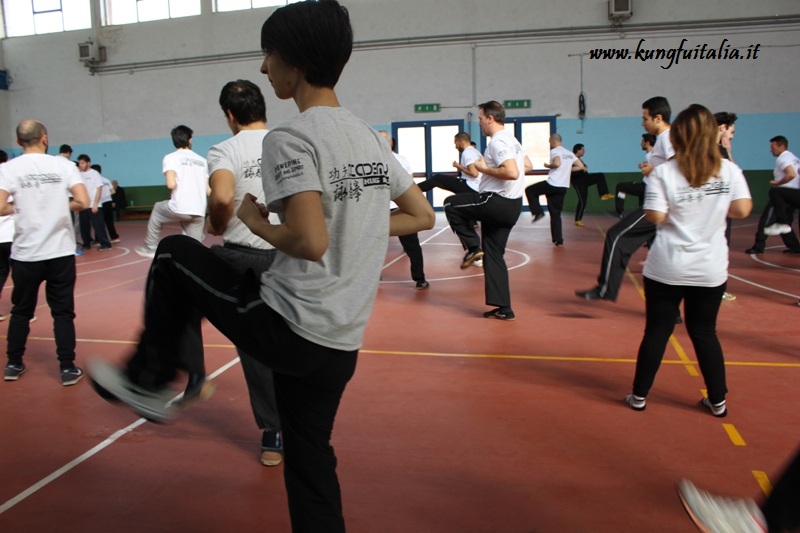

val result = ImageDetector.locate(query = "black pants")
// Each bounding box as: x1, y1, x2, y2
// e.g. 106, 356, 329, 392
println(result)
417, 174, 473, 194
209, 244, 280, 432
443, 192, 522, 309
595, 208, 656, 301
633, 277, 727, 403
571, 171, 609, 221
398, 233, 425, 282
0, 241, 10, 300
79, 208, 111, 248
126, 235, 356, 532
763, 444, 800, 531
7, 255, 77, 369
614, 182, 645, 216
101, 201, 119, 240
525, 182, 568, 244
749, 199, 800, 252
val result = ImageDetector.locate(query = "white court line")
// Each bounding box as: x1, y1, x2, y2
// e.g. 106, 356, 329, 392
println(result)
0, 357, 241, 515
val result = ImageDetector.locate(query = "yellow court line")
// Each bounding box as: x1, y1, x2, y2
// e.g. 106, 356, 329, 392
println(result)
723, 423, 747, 446
752, 470, 773, 496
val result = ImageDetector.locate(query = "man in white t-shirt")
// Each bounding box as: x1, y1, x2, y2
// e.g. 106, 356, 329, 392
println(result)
576, 96, 675, 302
614, 133, 655, 217
0, 120, 90, 385
136, 125, 208, 258
200, 79, 283, 467
745, 135, 800, 254
443, 100, 525, 320
77, 154, 112, 251
380, 130, 429, 289
92, 165, 120, 243
525, 133, 575, 246
0, 150, 12, 321
417, 132, 483, 195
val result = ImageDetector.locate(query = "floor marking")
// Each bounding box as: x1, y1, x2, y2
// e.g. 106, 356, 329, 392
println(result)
0, 355, 242, 516
728, 273, 800, 299
723, 423, 746, 446
752, 471, 772, 496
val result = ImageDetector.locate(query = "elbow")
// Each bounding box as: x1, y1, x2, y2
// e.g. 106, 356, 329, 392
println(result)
300, 236, 329, 262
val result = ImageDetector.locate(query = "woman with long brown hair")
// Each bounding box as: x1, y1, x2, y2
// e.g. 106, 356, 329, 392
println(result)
625, 104, 752, 416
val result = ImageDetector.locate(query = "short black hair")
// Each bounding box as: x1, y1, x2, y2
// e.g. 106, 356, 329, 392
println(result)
455, 132, 471, 143
478, 100, 506, 125
260, 0, 353, 89
77, 154, 91, 163
713, 112, 737, 128
0, 150, 8, 164
171, 125, 193, 149
642, 96, 671, 124
771, 135, 788, 148
573, 143, 584, 153
59, 144, 73, 155
219, 80, 267, 126
642, 133, 657, 146
91, 164, 102, 173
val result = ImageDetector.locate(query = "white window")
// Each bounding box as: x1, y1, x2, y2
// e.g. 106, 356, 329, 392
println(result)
103, 0, 200, 26
213, 0, 301, 13
2, 0, 91, 37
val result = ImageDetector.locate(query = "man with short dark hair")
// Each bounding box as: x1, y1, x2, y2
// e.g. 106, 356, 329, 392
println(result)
136, 125, 208, 258
0, 120, 90, 385
614, 133, 655, 217
416, 131, 483, 195
526, 132, 574, 245
570, 142, 614, 227
744, 135, 800, 255
77, 154, 112, 251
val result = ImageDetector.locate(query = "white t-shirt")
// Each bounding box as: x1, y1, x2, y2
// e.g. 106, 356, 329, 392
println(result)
644, 129, 675, 185
260, 107, 414, 351
479, 130, 525, 199
459, 145, 483, 192
162, 149, 209, 217
0, 153, 83, 261
207, 129, 278, 249
643, 159, 751, 286
80, 168, 104, 208
547, 146, 575, 188
99, 176, 113, 204
0, 213, 13, 243
774, 150, 800, 189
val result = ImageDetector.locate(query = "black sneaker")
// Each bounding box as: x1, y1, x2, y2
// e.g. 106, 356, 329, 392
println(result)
415, 280, 430, 290
625, 394, 646, 411
531, 212, 545, 223
575, 287, 604, 300
744, 247, 763, 255
261, 429, 283, 467
783, 249, 800, 255
482, 307, 516, 321
97, 245, 112, 252
460, 250, 484, 269
4, 363, 26, 381
61, 366, 84, 386
701, 398, 727, 418
87, 359, 175, 423
174, 374, 216, 408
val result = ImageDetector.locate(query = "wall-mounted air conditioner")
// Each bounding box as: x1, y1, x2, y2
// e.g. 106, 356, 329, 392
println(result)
608, 0, 633, 21
78, 41, 98, 63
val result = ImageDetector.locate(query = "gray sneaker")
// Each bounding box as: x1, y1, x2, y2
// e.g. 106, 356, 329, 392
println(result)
61, 366, 84, 386
4, 363, 26, 381
677, 479, 767, 533
87, 359, 175, 423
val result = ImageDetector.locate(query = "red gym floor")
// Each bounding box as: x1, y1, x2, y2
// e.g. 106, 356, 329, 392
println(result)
0, 212, 798, 532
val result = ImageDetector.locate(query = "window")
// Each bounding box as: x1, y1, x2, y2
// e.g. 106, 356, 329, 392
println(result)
103, 0, 200, 26
2, 0, 91, 37
213, 0, 301, 13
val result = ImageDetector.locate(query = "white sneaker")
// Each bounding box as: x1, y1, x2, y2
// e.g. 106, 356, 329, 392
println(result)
135, 246, 156, 258
722, 292, 736, 301
677, 479, 767, 533
764, 223, 792, 236
473, 259, 483, 268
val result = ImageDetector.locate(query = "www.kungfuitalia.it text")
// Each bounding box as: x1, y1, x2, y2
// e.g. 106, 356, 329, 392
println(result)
589, 38, 761, 69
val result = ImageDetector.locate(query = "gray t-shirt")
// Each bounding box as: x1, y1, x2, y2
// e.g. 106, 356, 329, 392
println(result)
260, 107, 414, 351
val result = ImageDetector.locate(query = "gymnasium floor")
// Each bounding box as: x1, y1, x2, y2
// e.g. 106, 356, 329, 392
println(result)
0, 212, 797, 532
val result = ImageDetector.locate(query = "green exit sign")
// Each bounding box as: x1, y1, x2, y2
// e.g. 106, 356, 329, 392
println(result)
414, 103, 441, 113
504, 99, 531, 109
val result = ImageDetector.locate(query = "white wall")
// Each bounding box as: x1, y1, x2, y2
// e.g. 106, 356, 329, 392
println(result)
1, 1, 798, 158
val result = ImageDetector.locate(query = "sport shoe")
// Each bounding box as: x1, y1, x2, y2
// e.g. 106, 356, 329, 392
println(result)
783, 248, 800, 255
473, 259, 483, 268
97, 245, 112, 252
701, 397, 727, 418
677, 479, 767, 533
0, 314, 5, 321
61, 366, 84, 386
4, 363, 26, 381
722, 292, 736, 301
460, 250, 484, 269
764, 223, 792, 236
744, 247, 763, 255
414, 280, 430, 290
260, 429, 283, 467
482, 307, 516, 321
75, 248, 85, 256
600, 194, 615, 201
135, 246, 156, 259
174, 374, 216, 408
110, 238, 121, 243
575, 287, 605, 300
625, 394, 646, 411
531, 212, 545, 223
87, 359, 175, 423
575, 220, 584, 227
